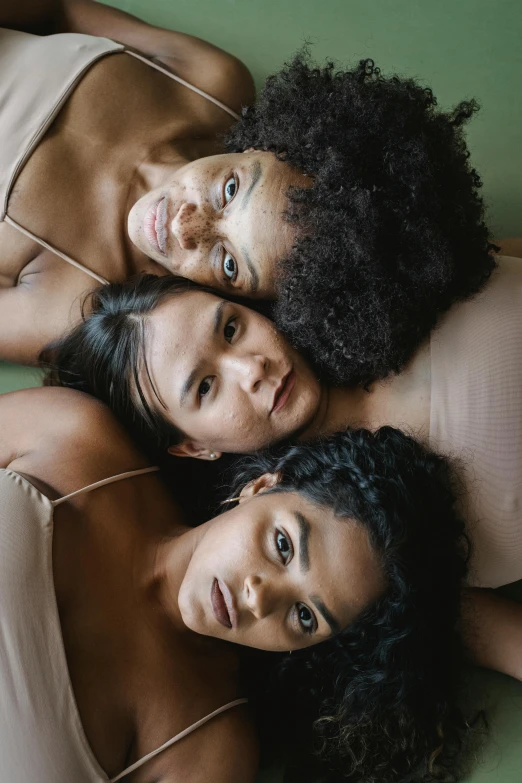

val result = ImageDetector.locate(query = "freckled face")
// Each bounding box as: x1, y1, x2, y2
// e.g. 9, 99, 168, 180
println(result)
127, 151, 310, 298
140, 290, 323, 455
178, 489, 385, 652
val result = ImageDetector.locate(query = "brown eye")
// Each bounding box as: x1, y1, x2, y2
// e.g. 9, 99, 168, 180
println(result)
223, 318, 237, 343
198, 377, 213, 397
297, 604, 315, 634
275, 530, 293, 564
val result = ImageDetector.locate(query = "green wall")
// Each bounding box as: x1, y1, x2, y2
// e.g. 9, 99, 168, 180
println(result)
1, 1, 521, 780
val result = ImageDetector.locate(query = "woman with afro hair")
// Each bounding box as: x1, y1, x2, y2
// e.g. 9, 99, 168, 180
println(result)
0, 0, 512, 376
223, 53, 504, 386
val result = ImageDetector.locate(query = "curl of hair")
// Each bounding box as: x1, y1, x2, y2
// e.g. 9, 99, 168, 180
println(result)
230, 428, 472, 782
226, 52, 497, 385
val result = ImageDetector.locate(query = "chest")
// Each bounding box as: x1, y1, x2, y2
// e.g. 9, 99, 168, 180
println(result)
53, 495, 238, 780
1, 52, 228, 287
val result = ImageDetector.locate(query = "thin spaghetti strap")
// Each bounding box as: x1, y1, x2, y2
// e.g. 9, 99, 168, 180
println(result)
4, 214, 109, 285
52, 466, 159, 506
109, 698, 248, 782
125, 49, 240, 120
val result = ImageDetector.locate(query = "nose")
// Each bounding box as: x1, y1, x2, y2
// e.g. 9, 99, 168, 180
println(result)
170, 201, 206, 251
224, 353, 269, 393
244, 574, 276, 620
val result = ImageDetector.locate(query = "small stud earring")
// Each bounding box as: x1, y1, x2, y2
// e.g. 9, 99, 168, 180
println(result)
209, 452, 217, 460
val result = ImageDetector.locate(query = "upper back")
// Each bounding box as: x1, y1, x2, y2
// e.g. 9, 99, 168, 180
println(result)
429, 255, 522, 587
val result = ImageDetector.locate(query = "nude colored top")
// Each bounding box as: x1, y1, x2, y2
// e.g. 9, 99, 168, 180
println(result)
429, 255, 522, 588
0, 467, 246, 782
0, 27, 239, 284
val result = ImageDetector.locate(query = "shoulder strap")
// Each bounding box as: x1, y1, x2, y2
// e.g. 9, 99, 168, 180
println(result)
109, 698, 248, 782
52, 466, 159, 506
4, 214, 109, 285
125, 49, 240, 120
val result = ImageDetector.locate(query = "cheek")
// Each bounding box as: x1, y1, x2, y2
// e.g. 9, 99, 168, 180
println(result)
206, 393, 273, 451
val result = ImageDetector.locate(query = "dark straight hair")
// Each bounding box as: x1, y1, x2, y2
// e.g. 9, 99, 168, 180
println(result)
41, 274, 230, 454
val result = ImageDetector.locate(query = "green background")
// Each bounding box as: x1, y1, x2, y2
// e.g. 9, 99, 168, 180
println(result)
1, 0, 521, 780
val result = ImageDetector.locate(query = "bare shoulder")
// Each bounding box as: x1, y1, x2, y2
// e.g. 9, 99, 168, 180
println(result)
135, 701, 259, 783
58, 0, 255, 114
1, 387, 149, 488
169, 41, 255, 116
0, 386, 125, 441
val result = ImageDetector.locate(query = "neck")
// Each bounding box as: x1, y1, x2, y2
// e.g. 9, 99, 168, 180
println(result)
139, 521, 208, 633
126, 146, 187, 211
300, 383, 374, 440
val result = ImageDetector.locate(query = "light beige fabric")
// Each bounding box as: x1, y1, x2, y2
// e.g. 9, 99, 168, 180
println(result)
0, 468, 246, 782
0, 27, 238, 280
429, 255, 522, 588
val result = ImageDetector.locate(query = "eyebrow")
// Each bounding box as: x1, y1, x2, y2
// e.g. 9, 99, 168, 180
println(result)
295, 511, 311, 573
238, 161, 262, 294
241, 160, 262, 211
179, 300, 226, 407
311, 595, 341, 636
241, 246, 260, 293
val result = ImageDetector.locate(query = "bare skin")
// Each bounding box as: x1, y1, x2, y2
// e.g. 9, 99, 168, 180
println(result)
0, 387, 385, 780
0, 0, 255, 363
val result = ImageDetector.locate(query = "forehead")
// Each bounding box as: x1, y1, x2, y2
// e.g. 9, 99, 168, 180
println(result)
147, 289, 220, 356
141, 290, 221, 405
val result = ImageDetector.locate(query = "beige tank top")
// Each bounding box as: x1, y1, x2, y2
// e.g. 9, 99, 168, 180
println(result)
0, 467, 246, 782
0, 28, 239, 285
429, 255, 522, 588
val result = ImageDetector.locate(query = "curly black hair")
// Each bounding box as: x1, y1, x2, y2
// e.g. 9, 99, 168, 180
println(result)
225, 52, 497, 386
231, 427, 472, 782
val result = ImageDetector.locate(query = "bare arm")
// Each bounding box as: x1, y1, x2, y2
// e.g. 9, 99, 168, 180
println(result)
2, 0, 254, 113
462, 587, 522, 681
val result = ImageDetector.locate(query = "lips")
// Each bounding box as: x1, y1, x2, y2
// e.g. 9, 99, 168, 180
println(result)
144, 197, 167, 255
211, 578, 237, 630
271, 370, 296, 415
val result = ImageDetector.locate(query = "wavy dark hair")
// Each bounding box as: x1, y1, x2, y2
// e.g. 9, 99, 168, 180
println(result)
226, 52, 497, 386
232, 427, 472, 782
41, 274, 222, 453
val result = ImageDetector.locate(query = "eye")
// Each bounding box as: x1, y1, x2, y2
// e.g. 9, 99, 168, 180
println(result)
223, 252, 237, 281
223, 317, 237, 343
296, 604, 316, 635
198, 377, 213, 398
275, 529, 293, 564
223, 175, 238, 204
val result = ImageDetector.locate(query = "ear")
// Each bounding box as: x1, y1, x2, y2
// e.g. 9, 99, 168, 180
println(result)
238, 472, 280, 503
167, 441, 222, 461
